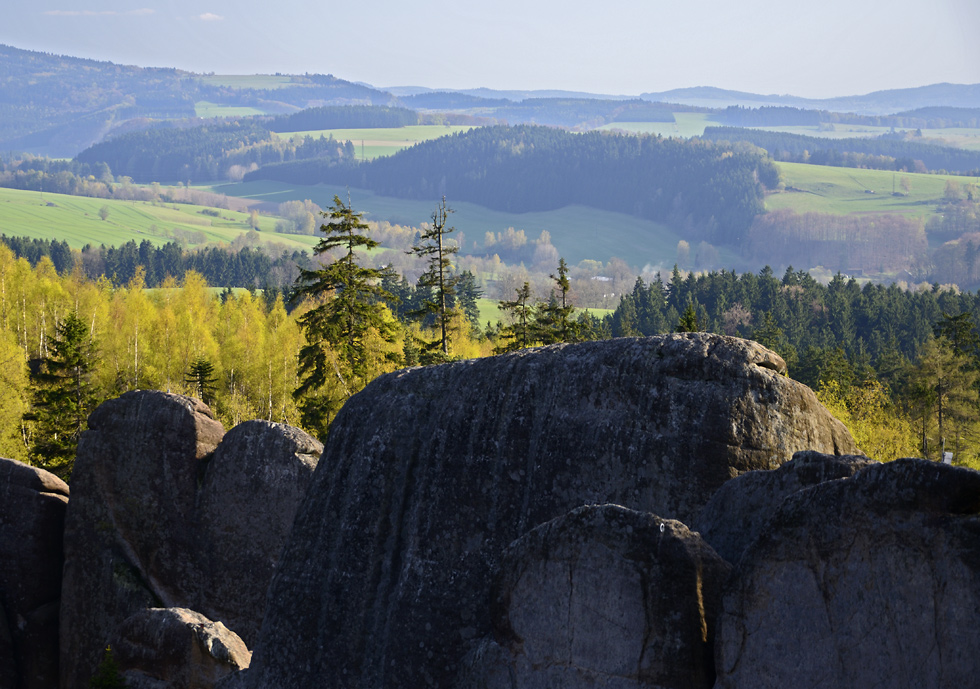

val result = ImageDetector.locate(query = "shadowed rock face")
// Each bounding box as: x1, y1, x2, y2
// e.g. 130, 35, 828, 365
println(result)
60, 391, 321, 689
0, 458, 69, 689
714, 458, 980, 689
245, 334, 857, 689
456, 504, 731, 689
695, 450, 877, 565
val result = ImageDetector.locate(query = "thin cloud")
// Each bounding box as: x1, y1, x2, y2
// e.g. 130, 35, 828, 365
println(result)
198, 13, 224, 21
44, 9, 154, 16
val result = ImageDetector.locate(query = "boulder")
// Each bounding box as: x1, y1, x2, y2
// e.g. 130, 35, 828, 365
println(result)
60, 391, 321, 688
0, 457, 69, 689
112, 607, 250, 689
246, 334, 856, 689
196, 420, 323, 647
694, 450, 877, 564
456, 504, 731, 689
714, 458, 980, 689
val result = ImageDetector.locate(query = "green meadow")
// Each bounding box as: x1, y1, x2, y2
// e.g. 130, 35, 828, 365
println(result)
766, 162, 980, 218
273, 125, 475, 160
205, 179, 712, 269
196, 74, 298, 90
195, 101, 269, 118
0, 187, 319, 252
597, 113, 720, 138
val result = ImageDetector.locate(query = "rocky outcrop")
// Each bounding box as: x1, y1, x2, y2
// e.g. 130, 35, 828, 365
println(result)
60, 391, 321, 688
695, 450, 877, 564
245, 334, 857, 689
196, 420, 322, 647
112, 608, 251, 689
0, 458, 69, 689
456, 505, 731, 689
714, 458, 980, 689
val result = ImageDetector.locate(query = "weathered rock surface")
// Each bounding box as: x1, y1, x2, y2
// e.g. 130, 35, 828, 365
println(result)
196, 420, 322, 647
0, 457, 69, 689
456, 504, 731, 689
714, 458, 980, 689
112, 607, 251, 689
245, 334, 857, 689
60, 391, 320, 688
695, 450, 877, 564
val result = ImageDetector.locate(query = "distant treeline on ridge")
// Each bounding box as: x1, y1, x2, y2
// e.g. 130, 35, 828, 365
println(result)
247, 125, 778, 244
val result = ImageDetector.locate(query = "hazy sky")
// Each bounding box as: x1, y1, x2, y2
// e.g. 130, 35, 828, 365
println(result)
4, 0, 979, 98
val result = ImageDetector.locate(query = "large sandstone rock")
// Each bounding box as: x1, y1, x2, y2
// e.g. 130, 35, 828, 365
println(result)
112, 607, 251, 689
246, 334, 856, 689
0, 457, 69, 689
196, 420, 322, 646
456, 505, 731, 689
714, 458, 980, 689
60, 391, 321, 688
694, 450, 877, 564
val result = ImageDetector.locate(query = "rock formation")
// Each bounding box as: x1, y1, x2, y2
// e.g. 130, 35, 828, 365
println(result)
456, 504, 731, 689
111, 608, 251, 689
60, 390, 321, 688
245, 334, 857, 689
714, 458, 980, 689
694, 450, 877, 564
0, 458, 69, 689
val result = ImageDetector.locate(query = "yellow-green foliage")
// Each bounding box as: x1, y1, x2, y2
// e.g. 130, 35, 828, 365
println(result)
1, 244, 325, 459
817, 379, 918, 462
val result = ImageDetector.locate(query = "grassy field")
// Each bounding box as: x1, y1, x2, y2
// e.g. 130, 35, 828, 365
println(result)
766, 162, 980, 218
597, 113, 720, 138
205, 180, 716, 270
195, 101, 269, 118
196, 74, 298, 90
274, 125, 475, 160
0, 187, 319, 252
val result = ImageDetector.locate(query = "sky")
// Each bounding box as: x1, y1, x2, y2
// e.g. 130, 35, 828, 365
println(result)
3, 0, 979, 99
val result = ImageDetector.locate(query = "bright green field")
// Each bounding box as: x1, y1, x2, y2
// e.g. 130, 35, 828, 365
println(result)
205, 179, 714, 269
766, 162, 980, 219
195, 101, 268, 118
274, 125, 475, 160
475, 298, 613, 326
597, 113, 720, 138
0, 187, 319, 252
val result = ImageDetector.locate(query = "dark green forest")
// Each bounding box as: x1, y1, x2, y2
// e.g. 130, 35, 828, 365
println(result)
247, 125, 779, 244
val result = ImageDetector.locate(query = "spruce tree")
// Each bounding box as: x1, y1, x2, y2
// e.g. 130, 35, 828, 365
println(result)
535, 257, 579, 344
25, 311, 99, 479
185, 357, 218, 405
407, 197, 459, 361
495, 282, 535, 353
292, 195, 399, 435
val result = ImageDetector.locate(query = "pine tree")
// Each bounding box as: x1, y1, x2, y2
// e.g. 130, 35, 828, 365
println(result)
676, 302, 701, 333
25, 311, 99, 478
535, 257, 580, 344
495, 282, 535, 353
292, 195, 399, 435
407, 197, 459, 361
185, 357, 218, 405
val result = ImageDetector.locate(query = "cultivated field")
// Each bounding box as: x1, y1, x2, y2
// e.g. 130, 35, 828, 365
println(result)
597, 113, 719, 138
765, 162, 979, 218
196, 75, 298, 90
0, 187, 319, 252
273, 125, 475, 160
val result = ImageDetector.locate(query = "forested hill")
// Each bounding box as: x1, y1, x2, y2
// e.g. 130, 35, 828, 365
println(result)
246, 125, 779, 244
702, 126, 980, 174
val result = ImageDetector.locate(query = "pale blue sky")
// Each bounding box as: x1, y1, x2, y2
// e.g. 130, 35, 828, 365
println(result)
3, 0, 978, 98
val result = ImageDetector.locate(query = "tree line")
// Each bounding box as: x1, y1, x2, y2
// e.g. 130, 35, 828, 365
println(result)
715, 105, 980, 129
702, 126, 980, 174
